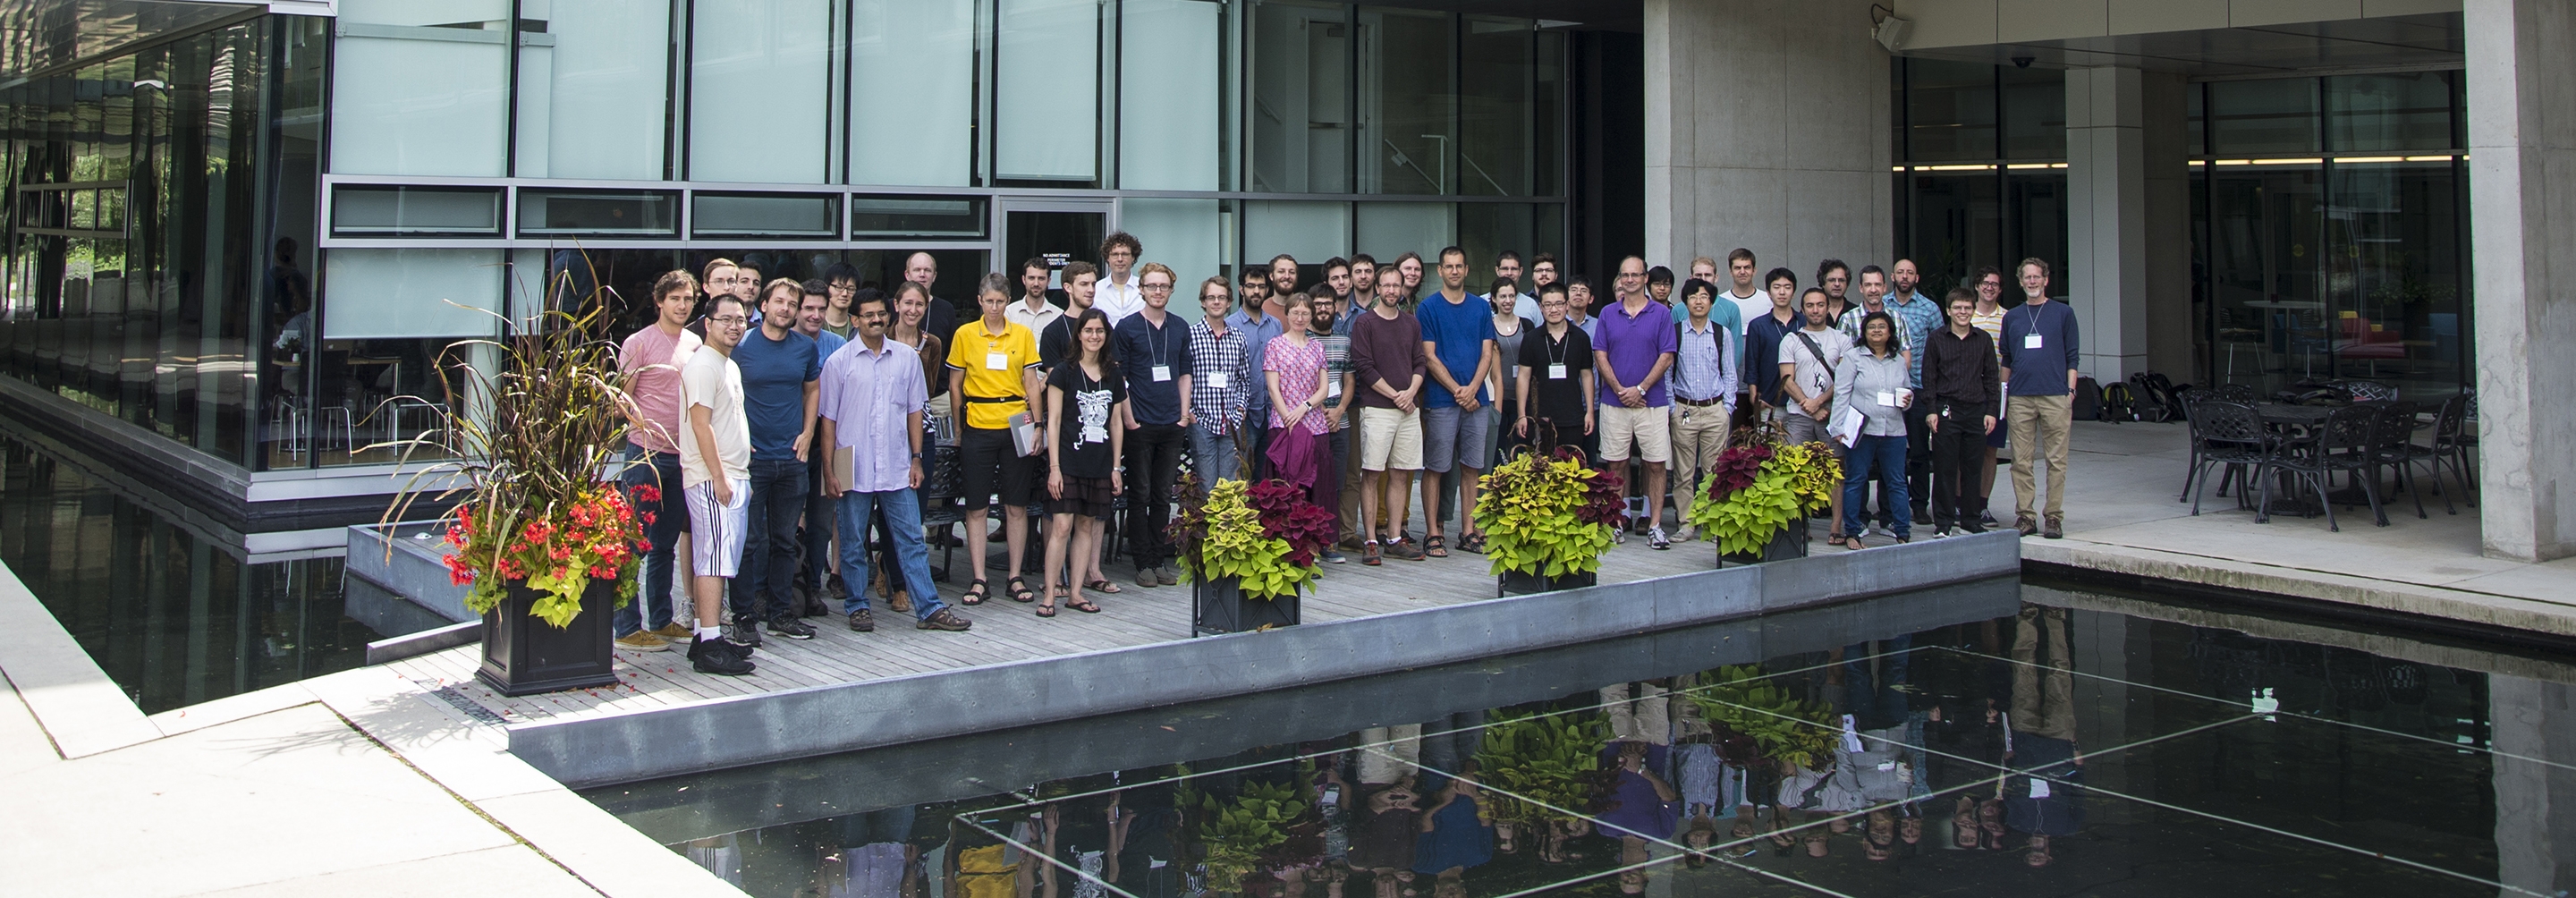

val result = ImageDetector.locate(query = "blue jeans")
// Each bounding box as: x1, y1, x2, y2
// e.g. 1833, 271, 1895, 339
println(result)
614, 447, 686, 637
734, 455, 808, 623
835, 487, 948, 621
1190, 420, 1241, 484
1841, 434, 1911, 538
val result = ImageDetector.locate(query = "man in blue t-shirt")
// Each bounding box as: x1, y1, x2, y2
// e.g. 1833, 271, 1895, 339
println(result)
1412, 246, 1498, 556
729, 278, 823, 643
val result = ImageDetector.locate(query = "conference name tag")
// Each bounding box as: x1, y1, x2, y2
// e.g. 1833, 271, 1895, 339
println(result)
1326, 379, 1343, 400
2024, 334, 2044, 350
1877, 391, 1896, 408
1151, 365, 1172, 382
1206, 371, 1229, 390
984, 352, 1007, 371
1548, 364, 1568, 380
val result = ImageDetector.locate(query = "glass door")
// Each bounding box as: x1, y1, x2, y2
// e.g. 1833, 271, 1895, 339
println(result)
996, 199, 1113, 291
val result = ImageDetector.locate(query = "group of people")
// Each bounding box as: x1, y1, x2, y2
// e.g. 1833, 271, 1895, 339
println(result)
604, 235, 2083, 676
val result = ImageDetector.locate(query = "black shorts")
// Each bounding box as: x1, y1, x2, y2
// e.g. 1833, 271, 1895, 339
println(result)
960, 426, 1037, 508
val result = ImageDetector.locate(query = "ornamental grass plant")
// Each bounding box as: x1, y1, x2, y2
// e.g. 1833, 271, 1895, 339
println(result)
381, 257, 646, 627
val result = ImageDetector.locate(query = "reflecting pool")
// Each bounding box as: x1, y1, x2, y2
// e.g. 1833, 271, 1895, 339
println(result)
0, 435, 392, 713
585, 577, 2576, 897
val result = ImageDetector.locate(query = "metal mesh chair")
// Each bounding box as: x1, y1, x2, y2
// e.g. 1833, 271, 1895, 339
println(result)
2367, 401, 2426, 521
2397, 394, 2474, 514
2257, 404, 2385, 531
2185, 401, 2271, 516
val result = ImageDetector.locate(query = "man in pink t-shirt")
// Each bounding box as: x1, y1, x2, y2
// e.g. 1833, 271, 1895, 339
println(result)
613, 270, 706, 650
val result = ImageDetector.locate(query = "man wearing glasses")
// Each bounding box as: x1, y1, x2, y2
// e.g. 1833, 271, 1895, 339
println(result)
1112, 263, 1191, 587
1968, 265, 2007, 528
679, 293, 758, 676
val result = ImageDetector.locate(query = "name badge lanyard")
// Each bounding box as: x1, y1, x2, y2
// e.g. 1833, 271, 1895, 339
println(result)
1546, 330, 1571, 379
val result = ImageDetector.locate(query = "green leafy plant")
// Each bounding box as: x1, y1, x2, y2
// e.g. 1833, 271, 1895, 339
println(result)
1173, 478, 1322, 601
1198, 779, 1308, 893
1682, 420, 1843, 557
1474, 446, 1617, 579
1682, 665, 1839, 769
1471, 707, 1607, 826
383, 254, 641, 626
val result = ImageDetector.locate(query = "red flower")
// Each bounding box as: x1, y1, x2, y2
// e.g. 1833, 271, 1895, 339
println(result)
631, 484, 662, 504
442, 552, 475, 586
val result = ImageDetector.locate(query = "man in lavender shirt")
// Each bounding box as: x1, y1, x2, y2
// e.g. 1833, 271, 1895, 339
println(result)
818, 292, 972, 634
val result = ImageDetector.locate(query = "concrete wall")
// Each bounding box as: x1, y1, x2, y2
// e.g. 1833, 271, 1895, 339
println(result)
1893, 0, 2462, 49
2490, 675, 2576, 895
1642, 0, 1893, 281
2064, 66, 2195, 383
510, 531, 2021, 788
2465, 0, 2576, 563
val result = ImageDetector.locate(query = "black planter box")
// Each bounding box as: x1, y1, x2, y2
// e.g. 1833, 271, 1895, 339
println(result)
477, 581, 621, 696
1497, 568, 1599, 597
1717, 524, 1809, 567
1193, 577, 1303, 636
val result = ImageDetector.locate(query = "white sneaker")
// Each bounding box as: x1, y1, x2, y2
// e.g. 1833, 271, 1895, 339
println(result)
1648, 527, 1672, 550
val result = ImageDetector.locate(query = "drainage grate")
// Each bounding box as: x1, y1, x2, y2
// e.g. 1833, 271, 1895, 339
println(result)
421, 682, 510, 725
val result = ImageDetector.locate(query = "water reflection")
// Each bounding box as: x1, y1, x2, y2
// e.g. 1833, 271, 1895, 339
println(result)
589, 581, 2576, 897
0, 435, 387, 712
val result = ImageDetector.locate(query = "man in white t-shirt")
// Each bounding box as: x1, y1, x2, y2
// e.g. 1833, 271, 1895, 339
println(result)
1091, 232, 1146, 324
1721, 249, 1769, 363
680, 293, 758, 676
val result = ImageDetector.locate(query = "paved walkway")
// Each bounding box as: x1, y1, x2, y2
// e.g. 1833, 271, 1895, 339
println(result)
0, 559, 743, 898
2003, 420, 2576, 633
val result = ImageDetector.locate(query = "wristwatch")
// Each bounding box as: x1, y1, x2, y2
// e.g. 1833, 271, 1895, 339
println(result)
910, 452, 923, 459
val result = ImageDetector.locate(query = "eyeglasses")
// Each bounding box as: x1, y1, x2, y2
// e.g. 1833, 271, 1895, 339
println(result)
708, 315, 749, 326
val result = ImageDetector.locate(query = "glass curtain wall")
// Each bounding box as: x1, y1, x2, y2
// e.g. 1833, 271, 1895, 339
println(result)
2191, 72, 2468, 399
0, 15, 325, 470
1245, 6, 1566, 289
1892, 58, 2066, 301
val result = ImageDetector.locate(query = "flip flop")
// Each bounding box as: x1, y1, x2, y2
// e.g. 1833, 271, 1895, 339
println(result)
1086, 579, 1123, 595
1066, 597, 1102, 614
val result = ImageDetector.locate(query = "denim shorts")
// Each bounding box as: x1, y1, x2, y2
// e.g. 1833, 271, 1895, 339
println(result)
1419, 404, 1493, 473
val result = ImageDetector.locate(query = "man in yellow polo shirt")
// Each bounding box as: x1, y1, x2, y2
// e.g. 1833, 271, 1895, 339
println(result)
947, 272, 1046, 606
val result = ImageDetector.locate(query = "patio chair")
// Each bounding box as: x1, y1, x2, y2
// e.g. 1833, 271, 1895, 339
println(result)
2212, 383, 2258, 402
2397, 394, 2474, 514
2366, 401, 2428, 521
2258, 404, 2385, 531
2185, 401, 2271, 516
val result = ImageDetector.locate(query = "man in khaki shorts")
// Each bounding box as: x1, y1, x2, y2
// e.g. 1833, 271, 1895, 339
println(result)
1591, 257, 1680, 548
1351, 267, 1428, 564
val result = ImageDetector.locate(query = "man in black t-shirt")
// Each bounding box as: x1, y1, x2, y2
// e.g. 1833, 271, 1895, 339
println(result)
1513, 283, 1597, 459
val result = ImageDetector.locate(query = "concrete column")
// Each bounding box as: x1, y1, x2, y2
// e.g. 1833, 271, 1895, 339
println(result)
2488, 675, 2576, 896
2064, 66, 2191, 384
1642, 0, 1891, 280
2465, 0, 2576, 563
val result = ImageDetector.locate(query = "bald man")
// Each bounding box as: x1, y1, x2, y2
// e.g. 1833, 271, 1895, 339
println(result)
902, 251, 959, 344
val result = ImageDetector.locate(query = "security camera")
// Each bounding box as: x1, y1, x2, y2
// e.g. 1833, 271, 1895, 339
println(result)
2012, 55, 2036, 68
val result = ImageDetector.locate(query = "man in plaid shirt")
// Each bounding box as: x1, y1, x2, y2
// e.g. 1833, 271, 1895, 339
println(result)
1188, 275, 1252, 483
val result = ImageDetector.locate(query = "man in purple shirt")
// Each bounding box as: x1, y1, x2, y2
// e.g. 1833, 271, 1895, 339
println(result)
818, 292, 972, 634
1592, 256, 1680, 548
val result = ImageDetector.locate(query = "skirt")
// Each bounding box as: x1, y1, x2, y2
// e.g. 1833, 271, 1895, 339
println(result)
1047, 474, 1119, 519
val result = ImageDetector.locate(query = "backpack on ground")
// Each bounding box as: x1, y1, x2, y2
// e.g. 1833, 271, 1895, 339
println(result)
2128, 372, 2181, 423
2147, 372, 2191, 421
2072, 376, 2103, 420
2099, 380, 2140, 422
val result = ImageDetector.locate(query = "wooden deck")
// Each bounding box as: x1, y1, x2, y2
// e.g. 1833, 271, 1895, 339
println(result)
394, 517, 1848, 728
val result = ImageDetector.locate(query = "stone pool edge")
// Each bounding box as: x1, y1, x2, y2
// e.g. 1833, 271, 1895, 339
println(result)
507, 529, 2022, 789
